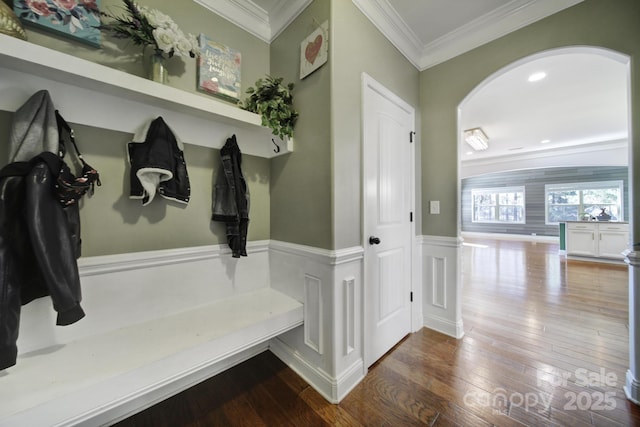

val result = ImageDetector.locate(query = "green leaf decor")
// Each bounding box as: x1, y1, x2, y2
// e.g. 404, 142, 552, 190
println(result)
240, 76, 298, 140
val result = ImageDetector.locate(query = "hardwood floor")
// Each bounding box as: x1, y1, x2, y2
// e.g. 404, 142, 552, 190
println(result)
115, 239, 640, 426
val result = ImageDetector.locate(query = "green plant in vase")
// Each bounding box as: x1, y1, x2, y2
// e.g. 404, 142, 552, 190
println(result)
240, 76, 298, 140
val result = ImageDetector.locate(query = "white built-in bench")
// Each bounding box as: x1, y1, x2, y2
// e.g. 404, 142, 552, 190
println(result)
0, 241, 303, 427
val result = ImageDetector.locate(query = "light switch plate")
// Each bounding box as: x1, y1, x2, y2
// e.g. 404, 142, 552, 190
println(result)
430, 200, 440, 214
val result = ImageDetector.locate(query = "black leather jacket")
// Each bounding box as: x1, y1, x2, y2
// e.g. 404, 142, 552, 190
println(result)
0, 153, 84, 370
212, 135, 249, 257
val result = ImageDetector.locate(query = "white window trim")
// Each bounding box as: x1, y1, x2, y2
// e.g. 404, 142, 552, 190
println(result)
544, 180, 624, 224
471, 186, 526, 224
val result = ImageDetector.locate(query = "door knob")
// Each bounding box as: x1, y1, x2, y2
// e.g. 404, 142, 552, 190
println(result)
369, 236, 381, 245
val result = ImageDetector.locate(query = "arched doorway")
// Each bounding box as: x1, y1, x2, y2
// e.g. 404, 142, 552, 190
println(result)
456, 45, 634, 402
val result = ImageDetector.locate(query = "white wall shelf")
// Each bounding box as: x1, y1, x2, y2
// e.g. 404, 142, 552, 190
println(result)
0, 34, 291, 158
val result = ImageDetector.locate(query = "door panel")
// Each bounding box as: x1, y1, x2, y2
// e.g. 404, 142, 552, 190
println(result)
363, 75, 414, 366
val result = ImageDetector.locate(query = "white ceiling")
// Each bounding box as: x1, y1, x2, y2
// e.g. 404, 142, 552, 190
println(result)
196, 0, 629, 171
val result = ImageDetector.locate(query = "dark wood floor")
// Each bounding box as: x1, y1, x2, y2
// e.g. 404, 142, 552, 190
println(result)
115, 239, 640, 426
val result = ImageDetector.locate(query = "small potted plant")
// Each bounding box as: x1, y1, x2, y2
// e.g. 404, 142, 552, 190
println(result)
240, 75, 298, 149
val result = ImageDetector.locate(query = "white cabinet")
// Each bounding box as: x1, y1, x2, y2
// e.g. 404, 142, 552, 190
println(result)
566, 222, 629, 260
566, 223, 597, 257
598, 224, 630, 259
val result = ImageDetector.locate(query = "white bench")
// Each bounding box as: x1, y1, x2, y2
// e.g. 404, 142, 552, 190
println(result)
0, 242, 303, 427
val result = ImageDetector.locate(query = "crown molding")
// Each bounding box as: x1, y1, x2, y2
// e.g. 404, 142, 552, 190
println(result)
418, 0, 584, 70
196, 0, 582, 65
351, 0, 423, 69
460, 139, 628, 178
194, 0, 311, 43
269, 0, 313, 41
353, 0, 584, 71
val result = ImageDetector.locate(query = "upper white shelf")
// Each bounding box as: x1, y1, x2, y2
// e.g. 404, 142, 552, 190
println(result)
0, 34, 289, 158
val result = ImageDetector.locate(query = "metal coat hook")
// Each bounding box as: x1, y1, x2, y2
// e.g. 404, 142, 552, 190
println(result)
272, 138, 281, 153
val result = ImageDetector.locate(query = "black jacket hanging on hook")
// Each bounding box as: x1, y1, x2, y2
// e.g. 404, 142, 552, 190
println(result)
0, 90, 90, 370
128, 117, 190, 206
212, 134, 250, 258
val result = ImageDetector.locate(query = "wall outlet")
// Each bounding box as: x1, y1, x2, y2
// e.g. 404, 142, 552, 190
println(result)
430, 200, 440, 214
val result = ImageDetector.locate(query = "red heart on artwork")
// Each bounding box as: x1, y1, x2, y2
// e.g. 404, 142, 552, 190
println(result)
305, 34, 323, 65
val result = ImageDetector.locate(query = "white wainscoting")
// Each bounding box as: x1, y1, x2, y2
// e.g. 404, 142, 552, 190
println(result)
17, 241, 271, 354
2, 241, 306, 427
418, 235, 464, 339
7, 235, 463, 422
269, 240, 365, 403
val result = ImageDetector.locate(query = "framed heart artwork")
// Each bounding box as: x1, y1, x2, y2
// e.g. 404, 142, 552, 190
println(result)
300, 20, 328, 79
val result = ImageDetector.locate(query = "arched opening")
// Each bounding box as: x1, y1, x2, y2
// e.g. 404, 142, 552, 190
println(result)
455, 46, 633, 403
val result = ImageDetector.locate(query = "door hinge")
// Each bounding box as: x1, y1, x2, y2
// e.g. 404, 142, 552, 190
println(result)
409, 131, 416, 143
410, 291, 413, 302
410, 212, 413, 222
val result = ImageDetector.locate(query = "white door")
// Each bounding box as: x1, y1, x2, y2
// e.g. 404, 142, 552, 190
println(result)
363, 74, 414, 367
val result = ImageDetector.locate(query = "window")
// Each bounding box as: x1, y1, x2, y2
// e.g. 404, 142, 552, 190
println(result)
471, 187, 525, 223
545, 181, 623, 224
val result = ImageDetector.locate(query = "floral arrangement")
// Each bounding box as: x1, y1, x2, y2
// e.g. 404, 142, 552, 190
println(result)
100, 0, 197, 58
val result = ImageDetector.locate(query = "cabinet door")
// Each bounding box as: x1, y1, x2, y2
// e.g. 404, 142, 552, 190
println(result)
566, 224, 597, 256
598, 224, 629, 259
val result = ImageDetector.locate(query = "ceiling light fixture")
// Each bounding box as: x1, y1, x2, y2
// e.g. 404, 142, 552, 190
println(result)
528, 71, 547, 82
463, 127, 489, 151
540, 139, 551, 144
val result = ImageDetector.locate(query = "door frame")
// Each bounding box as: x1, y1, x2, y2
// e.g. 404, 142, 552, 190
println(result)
361, 73, 418, 367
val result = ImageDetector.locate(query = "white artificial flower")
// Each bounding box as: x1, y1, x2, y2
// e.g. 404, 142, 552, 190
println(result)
153, 27, 177, 55
141, 6, 172, 29
175, 34, 194, 57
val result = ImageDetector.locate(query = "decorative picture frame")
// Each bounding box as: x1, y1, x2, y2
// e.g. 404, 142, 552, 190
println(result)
300, 20, 328, 79
197, 33, 242, 102
13, 0, 101, 47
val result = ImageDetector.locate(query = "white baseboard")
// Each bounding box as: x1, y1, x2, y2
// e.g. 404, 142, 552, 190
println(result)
461, 231, 559, 243
423, 314, 464, 339
269, 327, 365, 404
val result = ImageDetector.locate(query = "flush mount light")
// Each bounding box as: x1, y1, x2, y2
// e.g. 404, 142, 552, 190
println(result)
540, 139, 551, 144
463, 127, 489, 151
528, 72, 547, 82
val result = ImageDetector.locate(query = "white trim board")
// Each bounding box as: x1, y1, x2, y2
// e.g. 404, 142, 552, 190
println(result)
461, 231, 559, 244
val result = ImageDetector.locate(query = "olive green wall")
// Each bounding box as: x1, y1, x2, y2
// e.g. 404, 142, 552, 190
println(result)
0, 111, 271, 257
269, 0, 332, 249
73, 124, 271, 257
269, 0, 420, 250
419, 0, 640, 239
331, 0, 420, 249
1, 0, 273, 256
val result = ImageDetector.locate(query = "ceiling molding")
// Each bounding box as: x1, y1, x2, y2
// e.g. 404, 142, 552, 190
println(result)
351, 0, 423, 69
197, 0, 583, 66
460, 139, 628, 178
194, 0, 311, 43
194, 0, 270, 42
353, 0, 584, 71
269, 0, 313, 41
419, 0, 584, 70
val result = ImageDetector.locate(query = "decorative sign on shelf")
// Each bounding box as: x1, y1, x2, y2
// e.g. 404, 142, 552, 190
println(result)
13, 0, 101, 47
300, 20, 328, 79
197, 33, 241, 102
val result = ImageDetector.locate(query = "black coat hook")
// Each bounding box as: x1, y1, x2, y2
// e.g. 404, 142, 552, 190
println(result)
272, 138, 281, 153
